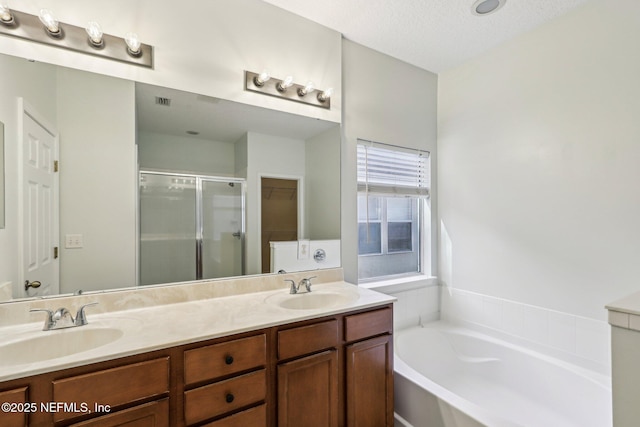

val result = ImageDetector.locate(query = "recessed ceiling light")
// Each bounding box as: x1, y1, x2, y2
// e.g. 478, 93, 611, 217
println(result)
471, 0, 506, 16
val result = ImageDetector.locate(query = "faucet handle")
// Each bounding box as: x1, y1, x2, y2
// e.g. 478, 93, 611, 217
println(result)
301, 276, 317, 292
30, 308, 55, 330
285, 279, 298, 294
75, 302, 98, 326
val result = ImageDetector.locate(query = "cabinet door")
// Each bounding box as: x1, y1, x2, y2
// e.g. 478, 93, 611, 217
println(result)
0, 387, 28, 427
346, 335, 393, 427
277, 350, 338, 427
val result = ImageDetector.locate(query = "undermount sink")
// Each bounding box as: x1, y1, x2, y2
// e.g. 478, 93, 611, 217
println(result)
266, 288, 359, 310
0, 327, 124, 366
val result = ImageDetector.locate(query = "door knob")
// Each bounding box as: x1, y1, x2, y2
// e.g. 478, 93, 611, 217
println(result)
24, 280, 42, 291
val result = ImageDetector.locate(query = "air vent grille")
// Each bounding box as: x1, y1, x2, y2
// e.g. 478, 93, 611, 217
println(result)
155, 97, 171, 106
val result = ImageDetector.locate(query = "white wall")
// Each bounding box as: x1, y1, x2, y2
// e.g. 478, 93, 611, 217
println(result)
438, 0, 640, 321
138, 131, 235, 176
0, 0, 341, 123
245, 132, 306, 274
57, 68, 137, 293
0, 55, 57, 297
341, 40, 439, 283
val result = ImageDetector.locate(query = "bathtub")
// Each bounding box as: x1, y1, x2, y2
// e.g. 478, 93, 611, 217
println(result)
394, 322, 611, 427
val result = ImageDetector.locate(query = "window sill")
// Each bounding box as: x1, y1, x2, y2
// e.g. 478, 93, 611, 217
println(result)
358, 274, 438, 294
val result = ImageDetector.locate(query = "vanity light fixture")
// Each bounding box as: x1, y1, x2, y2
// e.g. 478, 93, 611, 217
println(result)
245, 70, 333, 109
85, 21, 103, 47
253, 70, 271, 87
124, 32, 142, 56
38, 8, 60, 36
317, 87, 333, 103
297, 81, 315, 97
0, 5, 14, 24
0, 7, 153, 68
277, 75, 294, 92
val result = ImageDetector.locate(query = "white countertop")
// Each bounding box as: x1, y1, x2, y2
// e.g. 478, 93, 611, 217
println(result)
0, 281, 395, 382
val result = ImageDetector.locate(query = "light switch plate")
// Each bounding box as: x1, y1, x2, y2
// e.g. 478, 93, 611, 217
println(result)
65, 234, 83, 249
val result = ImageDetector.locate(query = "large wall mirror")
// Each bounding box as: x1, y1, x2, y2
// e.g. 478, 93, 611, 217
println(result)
0, 52, 341, 302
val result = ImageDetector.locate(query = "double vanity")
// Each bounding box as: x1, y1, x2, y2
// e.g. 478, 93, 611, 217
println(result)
0, 269, 395, 426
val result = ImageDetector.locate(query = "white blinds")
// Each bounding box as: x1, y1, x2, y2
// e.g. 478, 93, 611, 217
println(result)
357, 141, 430, 197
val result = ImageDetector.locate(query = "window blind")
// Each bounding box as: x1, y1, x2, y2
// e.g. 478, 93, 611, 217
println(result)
357, 141, 430, 197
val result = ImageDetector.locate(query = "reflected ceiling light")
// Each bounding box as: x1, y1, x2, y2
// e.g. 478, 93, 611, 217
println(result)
244, 70, 333, 110
124, 32, 141, 56
298, 81, 315, 97
0, 5, 14, 24
277, 75, 294, 92
0, 7, 153, 67
317, 87, 333, 103
471, 0, 506, 16
39, 8, 61, 36
253, 69, 271, 87
85, 21, 103, 47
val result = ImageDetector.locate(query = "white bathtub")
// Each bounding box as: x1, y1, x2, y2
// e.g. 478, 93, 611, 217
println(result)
394, 322, 612, 427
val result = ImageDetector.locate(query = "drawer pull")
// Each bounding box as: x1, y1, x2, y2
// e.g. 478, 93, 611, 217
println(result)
226, 393, 235, 403
225, 355, 234, 365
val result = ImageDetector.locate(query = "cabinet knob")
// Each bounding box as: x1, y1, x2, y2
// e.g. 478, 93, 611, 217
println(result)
225, 355, 234, 365
225, 393, 234, 403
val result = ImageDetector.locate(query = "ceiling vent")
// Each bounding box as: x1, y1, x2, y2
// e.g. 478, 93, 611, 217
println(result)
155, 96, 171, 106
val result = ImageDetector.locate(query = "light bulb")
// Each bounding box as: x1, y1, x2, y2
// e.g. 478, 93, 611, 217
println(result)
298, 81, 315, 97
318, 87, 333, 102
277, 75, 294, 92
39, 9, 60, 34
254, 69, 271, 87
125, 32, 141, 56
0, 5, 13, 23
85, 21, 103, 47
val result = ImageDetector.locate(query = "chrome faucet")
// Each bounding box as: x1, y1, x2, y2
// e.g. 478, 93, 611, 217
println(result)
286, 276, 317, 294
30, 302, 98, 331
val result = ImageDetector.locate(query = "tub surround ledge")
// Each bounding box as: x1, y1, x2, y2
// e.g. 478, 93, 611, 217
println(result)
606, 290, 640, 331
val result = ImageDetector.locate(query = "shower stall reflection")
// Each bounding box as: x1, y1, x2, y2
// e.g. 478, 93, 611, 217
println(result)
139, 172, 245, 286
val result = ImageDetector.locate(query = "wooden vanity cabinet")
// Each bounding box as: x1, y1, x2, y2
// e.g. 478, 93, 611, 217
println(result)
344, 308, 394, 427
276, 320, 340, 427
0, 303, 393, 427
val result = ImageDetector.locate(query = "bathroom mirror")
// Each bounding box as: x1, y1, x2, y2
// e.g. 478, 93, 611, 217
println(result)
0, 52, 341, 301
0, 120, 4, 230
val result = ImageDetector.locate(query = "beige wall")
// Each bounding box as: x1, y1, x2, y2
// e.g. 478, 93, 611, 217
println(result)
57, 68, 136, 294
138, 131, 235, 176
0, 55, 58, 297
438, 0, 640, 320
245, 132, 306, 274
341, 40, 438, 283
305, 126, 341, 240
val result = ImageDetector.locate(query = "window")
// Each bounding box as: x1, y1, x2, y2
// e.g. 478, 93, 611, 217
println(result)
357, 141, 430, 281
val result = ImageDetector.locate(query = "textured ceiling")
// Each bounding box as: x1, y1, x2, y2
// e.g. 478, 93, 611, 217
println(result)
260, 0, 592, 73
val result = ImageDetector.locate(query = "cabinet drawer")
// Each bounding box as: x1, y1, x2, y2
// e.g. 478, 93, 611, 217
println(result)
344, 308, 392, 342
0, 387, 28, 427
278, 319, 338, 360
70, 399, 169, 427
184, 334, 266, 385
184, 369, 266, 425
201, 404, 266, 427
53, 357, 170, 423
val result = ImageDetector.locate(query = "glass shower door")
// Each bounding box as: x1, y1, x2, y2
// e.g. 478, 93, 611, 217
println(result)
139, 173, 197, 285
200, 179, 245, 279
139, 172, 245, 286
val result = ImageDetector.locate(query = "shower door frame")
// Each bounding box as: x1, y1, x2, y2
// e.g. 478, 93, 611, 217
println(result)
139, 170, 246, 283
